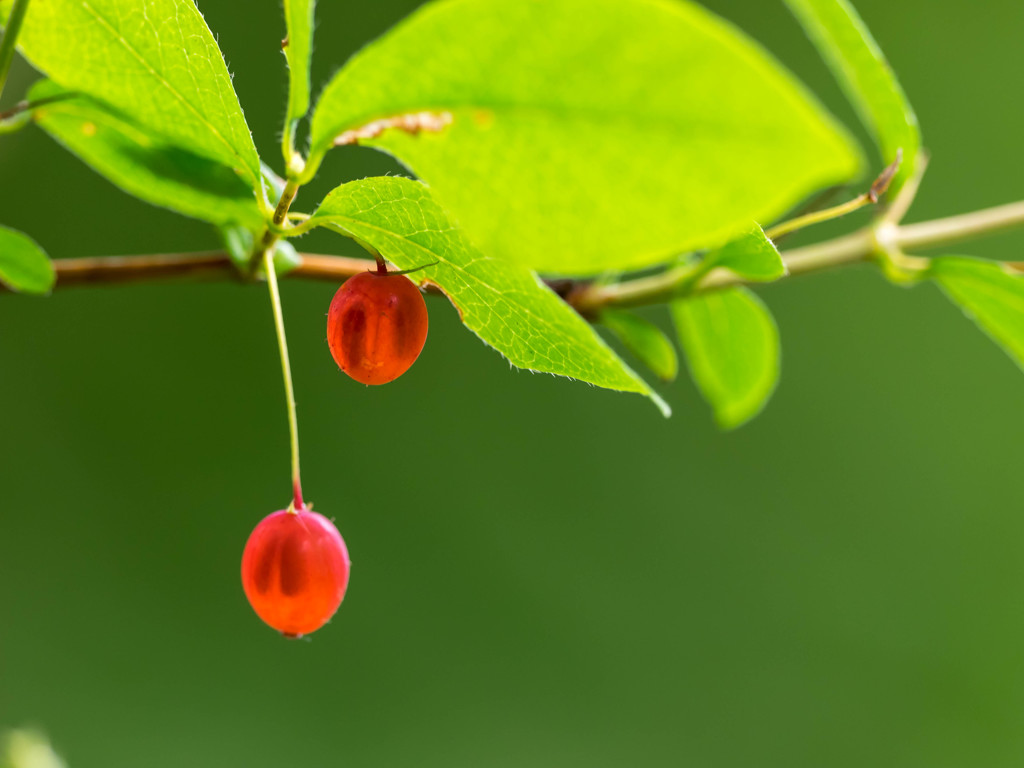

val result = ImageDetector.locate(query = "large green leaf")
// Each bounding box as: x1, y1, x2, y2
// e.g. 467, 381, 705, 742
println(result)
29, 82, 262, 228
784, 0, 919, 193
672, 287, 779, 429
0, 225, 54, 294
599, 309, 679, 382
308, 176, 668, 414
1, 0, 261, 190
931, 257, 1024, 371
308, 0, 861, 276
282, 0, 315, 142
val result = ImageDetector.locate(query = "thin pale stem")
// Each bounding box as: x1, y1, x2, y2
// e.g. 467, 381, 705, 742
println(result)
883, 153, 929, 225
0, 0, 31, 102
282, 118, 298, 173
264, 249, 305, 512
896, 200, 1024, 251
763, 152, 902, 241
250, 178, 301, 273
764, 194, 874, 241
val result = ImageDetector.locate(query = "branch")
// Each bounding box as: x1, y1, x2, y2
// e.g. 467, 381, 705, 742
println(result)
21, 199, 1024, 311
576, 199, 1024, 312
48, 250, 379, 287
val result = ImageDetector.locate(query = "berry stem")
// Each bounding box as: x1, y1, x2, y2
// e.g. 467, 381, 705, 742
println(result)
263, 249, 305, 512
763, 151, 902, 241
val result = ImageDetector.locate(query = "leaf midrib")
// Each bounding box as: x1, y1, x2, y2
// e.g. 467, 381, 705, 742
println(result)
314, 98, 841, 156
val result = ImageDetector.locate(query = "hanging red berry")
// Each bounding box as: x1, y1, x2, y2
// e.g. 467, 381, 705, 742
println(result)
327, 269, 429, 385
241, 509, 351, 637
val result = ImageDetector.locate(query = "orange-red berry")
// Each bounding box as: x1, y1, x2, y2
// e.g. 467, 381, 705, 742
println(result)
327, 271, 428, 385
241, 509, 351, 637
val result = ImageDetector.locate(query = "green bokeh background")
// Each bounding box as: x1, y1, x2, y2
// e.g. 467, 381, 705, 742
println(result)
2, 1, 1023, 765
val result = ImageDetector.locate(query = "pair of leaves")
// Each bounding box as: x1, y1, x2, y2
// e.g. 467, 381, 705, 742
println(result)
0, 0, 265, 225
669, 226, 783, 429
600, 225, 784, 427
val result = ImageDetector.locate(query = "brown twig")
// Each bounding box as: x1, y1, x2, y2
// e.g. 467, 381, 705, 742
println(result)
7, 198, 1021, 312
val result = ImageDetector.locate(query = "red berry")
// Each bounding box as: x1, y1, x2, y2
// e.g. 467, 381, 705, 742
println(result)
327, 271, 428, 385
241, 509, 351, 637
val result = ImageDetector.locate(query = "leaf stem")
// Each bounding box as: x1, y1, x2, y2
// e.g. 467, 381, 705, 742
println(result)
263, 248, 305, 512
764, 194, 874, 241
763, 151, 902, 241
250, 178, 301, 274
0, 0, 31, 102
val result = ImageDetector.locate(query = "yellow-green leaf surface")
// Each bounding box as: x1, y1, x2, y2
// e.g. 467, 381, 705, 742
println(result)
784, 0, 919, 193
1, 0, 261, 189
29, 82, 262, 228
309, 0, 861, 276
600, 309, 679, 382
705, 223, 786, 282
0, 225, 54, 294
672, 287, 779, 428
283, 0, 315, 131
309, 176, 668, 414
931, 257, 1024, 370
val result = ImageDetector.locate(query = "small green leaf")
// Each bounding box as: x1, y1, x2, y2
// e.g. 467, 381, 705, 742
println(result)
221, 224, 255, 270
599, 309, 679, 382
309, 176, 668, 414
282, 0, 315, 136
784, 0, 920, 193
931, 257, 1024, 370
266, 240, 301, 278
705, 224, 786, 282
0, 224, 55, 294
308, 0, 860, 276
30, 82, 262, 228
221, 227, 297, 277
672, 287, 780, 429
1, 0, 262, 190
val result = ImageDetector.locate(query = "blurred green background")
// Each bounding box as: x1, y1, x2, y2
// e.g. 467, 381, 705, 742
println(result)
2, 0, 1024, 765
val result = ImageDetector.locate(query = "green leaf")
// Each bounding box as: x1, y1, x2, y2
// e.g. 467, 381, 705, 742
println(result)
931, 257, 1024, 370
599, 309, 679, 382
1, 0, 262, 190
308, 0, 861, 276
309, 176, 669, 414
221, 226, 298, 277
705, 224, 786, 282
784, 0, 920, 193
29, 82, 263, 228
672, 287, 779, 429
282, 0, 315, 136
0, 224, 54, 294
